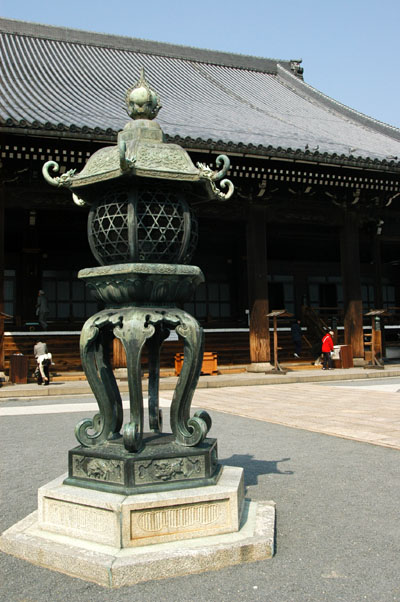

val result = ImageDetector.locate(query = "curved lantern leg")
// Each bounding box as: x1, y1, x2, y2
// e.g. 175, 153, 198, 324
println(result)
169, 309, 211, 446
114, 308, 156, 452
75, 311, 124, 447
146, 323, 170, 433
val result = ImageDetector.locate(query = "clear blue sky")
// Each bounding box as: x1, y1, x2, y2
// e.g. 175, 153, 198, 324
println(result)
2, 0, 400, 127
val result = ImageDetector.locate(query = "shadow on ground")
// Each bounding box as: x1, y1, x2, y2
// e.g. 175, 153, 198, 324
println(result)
222, 454, 293, 486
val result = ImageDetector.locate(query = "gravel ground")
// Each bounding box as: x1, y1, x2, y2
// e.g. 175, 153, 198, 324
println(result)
1, 397, 399, 602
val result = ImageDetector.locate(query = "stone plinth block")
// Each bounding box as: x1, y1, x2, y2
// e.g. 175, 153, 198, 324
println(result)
38, 466, 244, 547
0, 499, 275, 588
246, 362, 273, 373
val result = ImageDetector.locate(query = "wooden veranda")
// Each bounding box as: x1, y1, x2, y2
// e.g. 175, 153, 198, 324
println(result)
3, 326, 317, 378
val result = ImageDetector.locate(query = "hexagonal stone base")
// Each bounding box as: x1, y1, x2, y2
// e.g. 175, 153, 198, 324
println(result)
0, 501, 275, 588
0, 466, 275, 587
39, 466, 244, 548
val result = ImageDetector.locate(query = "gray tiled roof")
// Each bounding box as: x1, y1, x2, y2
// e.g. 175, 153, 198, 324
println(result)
2, 18, 400, 170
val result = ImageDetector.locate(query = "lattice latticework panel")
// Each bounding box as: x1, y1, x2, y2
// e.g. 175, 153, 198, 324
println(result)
88, 186, 198, 265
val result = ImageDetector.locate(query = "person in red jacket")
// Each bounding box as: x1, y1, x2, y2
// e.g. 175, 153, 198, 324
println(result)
321, 330, 334, 370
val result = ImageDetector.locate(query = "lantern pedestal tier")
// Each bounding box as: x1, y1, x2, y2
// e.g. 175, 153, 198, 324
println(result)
76, 263, 212, 455
79, 263, 204, 305
64, 434, 221, 496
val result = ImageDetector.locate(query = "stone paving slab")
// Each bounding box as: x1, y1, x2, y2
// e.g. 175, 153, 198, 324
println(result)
2, 365, 400, 399
3, 377, 400, 451
155, 382, 400, 450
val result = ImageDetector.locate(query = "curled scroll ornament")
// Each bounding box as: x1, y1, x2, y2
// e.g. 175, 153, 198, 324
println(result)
170, 310, 212, 446
197, 154, 234, 200
75, 313, 124, 447
42, 161, 76, 188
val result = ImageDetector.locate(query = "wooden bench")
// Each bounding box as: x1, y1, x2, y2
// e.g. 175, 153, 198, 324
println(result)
174, 352, 218, 376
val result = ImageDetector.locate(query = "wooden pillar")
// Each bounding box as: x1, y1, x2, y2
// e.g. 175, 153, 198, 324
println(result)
340, 211, 364, 359
372, 233, 383, 310
246, 205, 270, 367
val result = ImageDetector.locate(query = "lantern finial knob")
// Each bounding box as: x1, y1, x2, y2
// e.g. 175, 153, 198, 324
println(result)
125, 68, 161, 120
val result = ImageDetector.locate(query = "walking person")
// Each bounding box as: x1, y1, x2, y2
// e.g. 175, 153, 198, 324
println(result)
321, 329, 334, 370
36, 290, 49, 330
291, 319, 302, 359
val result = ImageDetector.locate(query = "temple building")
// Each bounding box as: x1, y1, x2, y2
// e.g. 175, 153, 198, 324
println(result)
1, 17, 400, 372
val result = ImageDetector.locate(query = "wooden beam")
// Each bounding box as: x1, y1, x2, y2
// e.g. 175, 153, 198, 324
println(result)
246, 205, 270, 363
372, 233, 383, 309
340, 211, 364, 358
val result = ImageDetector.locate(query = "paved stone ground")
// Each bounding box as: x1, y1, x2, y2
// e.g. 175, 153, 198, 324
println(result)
3, 364, 400, 399
1, 383, 400, 601
186, 382, 400, 449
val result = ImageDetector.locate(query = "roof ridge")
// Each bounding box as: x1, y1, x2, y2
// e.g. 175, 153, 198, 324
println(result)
0, 17, 291, 74
277, 64, 400, 143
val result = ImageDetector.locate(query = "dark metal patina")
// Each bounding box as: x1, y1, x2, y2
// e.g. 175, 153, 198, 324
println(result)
64, 434, 220, 495
42, 69, 234, 494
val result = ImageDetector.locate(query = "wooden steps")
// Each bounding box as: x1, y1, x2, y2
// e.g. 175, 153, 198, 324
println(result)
281, 362, 319, 371
4, 330, 314, 375
4, 334, 82, 375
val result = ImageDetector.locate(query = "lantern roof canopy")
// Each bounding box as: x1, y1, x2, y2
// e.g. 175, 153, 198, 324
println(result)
42, 68, 234, 202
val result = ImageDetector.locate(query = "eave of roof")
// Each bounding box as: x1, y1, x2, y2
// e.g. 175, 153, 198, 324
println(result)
3, 124, 400, 174
1, 18, 400, 174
